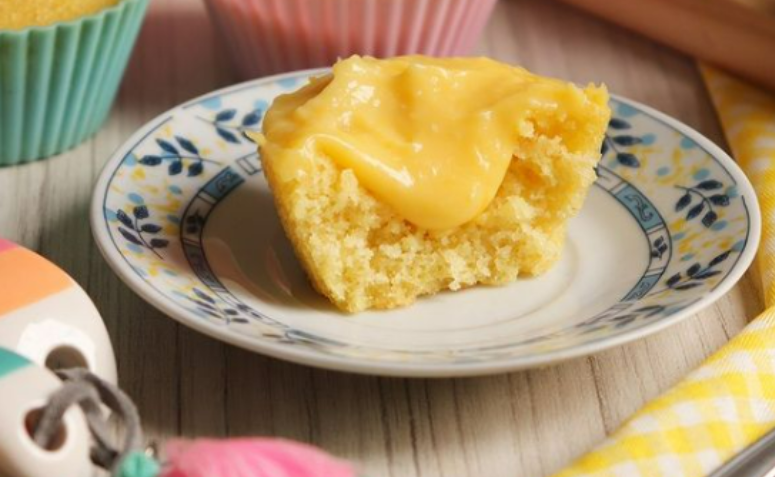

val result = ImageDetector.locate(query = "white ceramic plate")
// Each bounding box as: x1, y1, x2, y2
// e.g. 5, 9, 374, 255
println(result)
91, 69, 760, 377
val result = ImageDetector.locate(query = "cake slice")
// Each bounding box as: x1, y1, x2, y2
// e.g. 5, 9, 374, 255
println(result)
255, 55, 610, 313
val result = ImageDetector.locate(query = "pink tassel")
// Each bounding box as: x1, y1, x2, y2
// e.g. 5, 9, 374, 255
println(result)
160, 438, 357, 477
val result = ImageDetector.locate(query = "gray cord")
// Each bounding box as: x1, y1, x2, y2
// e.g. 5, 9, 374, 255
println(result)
32, 369, 145, 475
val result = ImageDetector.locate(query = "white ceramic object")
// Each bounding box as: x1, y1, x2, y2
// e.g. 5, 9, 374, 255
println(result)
0, 239, 116, 383
91, 70, 760, 377
0, 347, 92, 477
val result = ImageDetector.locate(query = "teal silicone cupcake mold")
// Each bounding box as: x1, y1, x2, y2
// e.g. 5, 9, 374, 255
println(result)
0, 0, 150, 166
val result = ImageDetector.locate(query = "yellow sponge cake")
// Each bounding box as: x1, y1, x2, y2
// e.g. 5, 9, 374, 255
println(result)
0, 0, 120, 29
255, 55, 610, 312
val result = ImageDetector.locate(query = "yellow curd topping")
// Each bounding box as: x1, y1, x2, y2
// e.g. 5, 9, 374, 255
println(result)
0, 0, 119, 29
259, 55, 603, 230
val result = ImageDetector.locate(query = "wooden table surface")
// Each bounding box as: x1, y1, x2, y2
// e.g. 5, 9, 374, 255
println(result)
0, 0, 764, 476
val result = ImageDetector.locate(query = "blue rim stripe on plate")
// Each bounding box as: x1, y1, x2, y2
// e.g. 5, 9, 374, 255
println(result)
93, 69, 758, 374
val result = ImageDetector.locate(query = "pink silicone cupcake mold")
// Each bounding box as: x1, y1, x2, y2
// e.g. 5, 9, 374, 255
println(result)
204, 0, 499, 78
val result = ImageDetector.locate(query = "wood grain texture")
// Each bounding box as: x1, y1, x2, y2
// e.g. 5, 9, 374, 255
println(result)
0, 0, 764, 476
556, 0, 775, 90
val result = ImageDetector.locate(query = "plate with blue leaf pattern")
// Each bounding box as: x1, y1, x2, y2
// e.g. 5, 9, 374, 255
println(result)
91, 69, 760, 377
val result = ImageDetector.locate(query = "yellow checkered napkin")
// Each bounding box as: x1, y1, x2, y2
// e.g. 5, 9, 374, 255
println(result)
553, 67, 775, 477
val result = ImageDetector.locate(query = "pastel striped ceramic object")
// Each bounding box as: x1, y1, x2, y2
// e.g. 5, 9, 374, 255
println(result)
204, 0, 499, 78
0, 238, 116, 383
0, 347, 92, 477
0, 0, 150, 166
